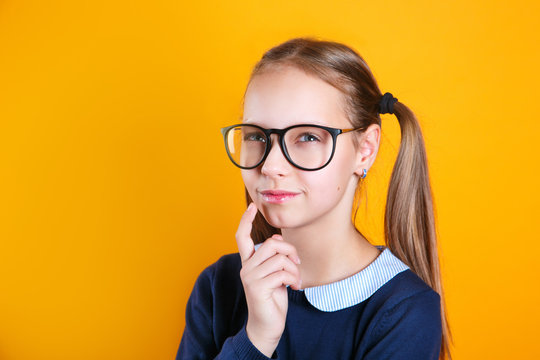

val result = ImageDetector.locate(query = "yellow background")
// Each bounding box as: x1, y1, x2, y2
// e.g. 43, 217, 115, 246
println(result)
1, 1, 538, 359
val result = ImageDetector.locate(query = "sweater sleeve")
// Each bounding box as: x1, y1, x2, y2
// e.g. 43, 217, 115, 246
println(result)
175, 260, 277, 360
360, 289, 442, 360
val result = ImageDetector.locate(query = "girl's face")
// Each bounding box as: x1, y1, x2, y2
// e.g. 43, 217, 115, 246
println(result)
241, 66, 372, 230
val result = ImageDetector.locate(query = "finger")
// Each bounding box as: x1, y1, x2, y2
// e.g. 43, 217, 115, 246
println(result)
247, 236, 301, 270
259, 270, 301, 291
249, 254, 301, 289
235, 202, 258, 263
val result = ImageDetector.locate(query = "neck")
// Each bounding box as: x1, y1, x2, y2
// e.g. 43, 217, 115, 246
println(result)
281, 214, 380, 289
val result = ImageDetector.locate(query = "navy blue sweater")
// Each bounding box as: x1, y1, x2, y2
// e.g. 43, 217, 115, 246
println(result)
176, 252, 442, 359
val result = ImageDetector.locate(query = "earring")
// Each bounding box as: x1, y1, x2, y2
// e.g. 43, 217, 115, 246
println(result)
360, 169, 367, 179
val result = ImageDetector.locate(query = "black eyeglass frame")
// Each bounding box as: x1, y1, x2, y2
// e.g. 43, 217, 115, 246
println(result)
220, 123, 366, 171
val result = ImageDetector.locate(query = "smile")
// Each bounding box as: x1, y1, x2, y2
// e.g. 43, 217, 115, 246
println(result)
259, 190, 300, 204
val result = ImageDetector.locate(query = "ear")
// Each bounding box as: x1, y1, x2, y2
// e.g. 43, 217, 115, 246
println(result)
353, 124, 381, 176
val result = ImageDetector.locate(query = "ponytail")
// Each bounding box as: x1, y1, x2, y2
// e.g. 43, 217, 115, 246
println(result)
385, 101, 453, 359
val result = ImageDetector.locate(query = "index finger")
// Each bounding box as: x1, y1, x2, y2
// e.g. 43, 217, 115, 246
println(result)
235, 202, 258, 263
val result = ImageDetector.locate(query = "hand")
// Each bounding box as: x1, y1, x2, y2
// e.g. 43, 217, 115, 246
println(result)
235, 202, 302, 357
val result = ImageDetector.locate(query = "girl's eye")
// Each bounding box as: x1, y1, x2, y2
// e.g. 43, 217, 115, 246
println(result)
297, 133, 321, 142
243, 132, 266, 142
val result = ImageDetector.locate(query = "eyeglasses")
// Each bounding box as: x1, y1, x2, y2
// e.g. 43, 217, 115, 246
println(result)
220, 123, 366, 171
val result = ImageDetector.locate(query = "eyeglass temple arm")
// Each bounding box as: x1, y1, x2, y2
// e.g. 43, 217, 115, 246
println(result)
342, 126, 367, 134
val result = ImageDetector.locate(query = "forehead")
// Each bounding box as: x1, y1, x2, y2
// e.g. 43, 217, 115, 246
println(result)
242, 66, 350, 128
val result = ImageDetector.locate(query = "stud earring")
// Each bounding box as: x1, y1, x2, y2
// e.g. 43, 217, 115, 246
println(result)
360, 169, 367, 179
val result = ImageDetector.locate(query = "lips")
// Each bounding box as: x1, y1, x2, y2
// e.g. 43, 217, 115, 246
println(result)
259, 190, 301, 204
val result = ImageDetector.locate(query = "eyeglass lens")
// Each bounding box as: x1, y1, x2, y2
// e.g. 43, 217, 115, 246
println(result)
225, 125, 334, 169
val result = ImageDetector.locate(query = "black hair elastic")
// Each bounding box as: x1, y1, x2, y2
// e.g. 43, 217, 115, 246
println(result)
378, 92, 398, 114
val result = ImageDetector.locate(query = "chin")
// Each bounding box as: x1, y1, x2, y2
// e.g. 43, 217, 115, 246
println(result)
260, 208, 301, 230
260, 212, 284, 229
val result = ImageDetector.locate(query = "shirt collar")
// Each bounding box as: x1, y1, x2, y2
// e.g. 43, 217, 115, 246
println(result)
302, 246, 409, 312
253, 244, 409, 312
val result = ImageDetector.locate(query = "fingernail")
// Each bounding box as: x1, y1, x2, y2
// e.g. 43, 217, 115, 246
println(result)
295, 256, 301, 265
271, 234, 282, 240
247, 203, 255, 211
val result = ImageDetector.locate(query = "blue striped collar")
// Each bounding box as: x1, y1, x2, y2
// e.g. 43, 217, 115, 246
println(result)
301, 246, 409, 312
253, 244, 409, 312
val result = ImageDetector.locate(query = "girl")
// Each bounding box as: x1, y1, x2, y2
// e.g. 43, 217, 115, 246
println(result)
176, 37, 452, 360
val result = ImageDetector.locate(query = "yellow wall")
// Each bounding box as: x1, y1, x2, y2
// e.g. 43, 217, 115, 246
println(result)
1, 1, 538, 359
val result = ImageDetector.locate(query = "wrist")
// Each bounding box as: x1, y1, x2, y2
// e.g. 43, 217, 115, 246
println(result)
245, 324, 280, 358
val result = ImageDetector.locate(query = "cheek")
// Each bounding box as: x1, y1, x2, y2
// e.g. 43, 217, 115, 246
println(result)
241, 170, 258, 199
303, 170, 345, 197
305, 152, 356, 196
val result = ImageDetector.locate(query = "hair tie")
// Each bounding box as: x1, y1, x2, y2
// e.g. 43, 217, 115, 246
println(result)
378, 92, 398, 114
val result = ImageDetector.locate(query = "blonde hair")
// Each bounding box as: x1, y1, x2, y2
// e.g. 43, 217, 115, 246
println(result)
242, 37, 452, 360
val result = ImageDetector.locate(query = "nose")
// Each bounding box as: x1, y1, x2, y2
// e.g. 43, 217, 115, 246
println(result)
260, 134, 291, 177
